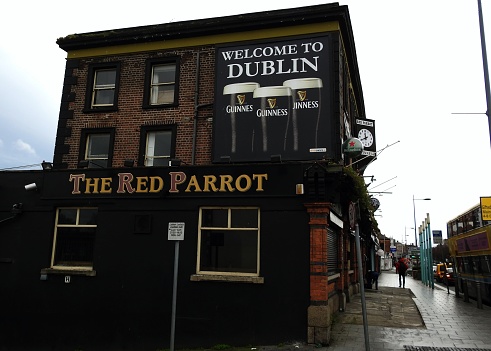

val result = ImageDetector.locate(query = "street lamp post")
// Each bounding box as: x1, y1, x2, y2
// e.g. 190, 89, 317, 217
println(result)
404, 226, 414, 254
413, 195, 431, 247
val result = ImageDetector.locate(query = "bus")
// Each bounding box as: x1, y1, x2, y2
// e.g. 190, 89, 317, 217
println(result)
447, 204, 491, 305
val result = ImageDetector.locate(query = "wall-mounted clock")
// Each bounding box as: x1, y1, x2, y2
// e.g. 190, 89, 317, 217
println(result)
358, 128, 374, 148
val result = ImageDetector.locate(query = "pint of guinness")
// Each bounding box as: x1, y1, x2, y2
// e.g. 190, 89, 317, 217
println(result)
253, 85, 293, 156
222, 82, 260, 158
283, 78, 323, 153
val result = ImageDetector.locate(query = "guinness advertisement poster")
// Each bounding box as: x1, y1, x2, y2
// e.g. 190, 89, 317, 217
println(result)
213, 34, 335, 163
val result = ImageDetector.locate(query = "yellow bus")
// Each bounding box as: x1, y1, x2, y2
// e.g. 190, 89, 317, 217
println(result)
447, 206, 491, 305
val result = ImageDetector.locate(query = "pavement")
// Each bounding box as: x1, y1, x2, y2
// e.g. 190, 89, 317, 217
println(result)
254, 269, 491, 351
325, 268, 491, 351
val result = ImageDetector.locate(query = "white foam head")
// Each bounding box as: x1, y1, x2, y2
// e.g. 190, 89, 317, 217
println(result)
253, 86, 292, 98
223, 82, 260, 95
283, 78, 323, 89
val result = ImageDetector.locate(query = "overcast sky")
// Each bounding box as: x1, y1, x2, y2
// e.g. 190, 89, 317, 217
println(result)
1, 1, 490, 244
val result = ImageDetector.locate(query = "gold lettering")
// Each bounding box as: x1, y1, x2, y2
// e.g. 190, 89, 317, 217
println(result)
100, 178, 112, 194
253, 173, 268, 191
235, 174, 252, 192
85, 178, 100, 194
68, 172, 269, 196
203, 175, 219, 192
219, 175, 235, 192
185, 175, 202, 192
136, 177, 149, 193
149, 176, 164, 193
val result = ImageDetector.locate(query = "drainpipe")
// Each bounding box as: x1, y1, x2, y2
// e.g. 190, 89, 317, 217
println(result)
191, 52, 200, 166
191, 52, 214, 166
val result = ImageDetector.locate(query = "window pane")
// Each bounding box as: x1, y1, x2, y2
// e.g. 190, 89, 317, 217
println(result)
87, 134, 109, 158
152, 64, 175, 84
92, 69, 116, 107
153, 131, 171, 155
150, 86, 175, 105
149, 64, 176, 105
484, 256, 491, 274
201, 209, 228, 227
95, 70, 116, 86
79, 209, 98, 225
145, 130, 172, 167
94, 89, 115, 105
200, 230, 257, 273
231, 209, 258, 228
58, 209, 77, 225
147, 131, 171, 157
54, 227, 96, 267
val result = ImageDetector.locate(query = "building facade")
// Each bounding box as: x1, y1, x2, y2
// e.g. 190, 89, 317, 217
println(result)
0, 3, 379, 350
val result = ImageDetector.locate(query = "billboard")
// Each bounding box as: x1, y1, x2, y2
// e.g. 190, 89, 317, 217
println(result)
213, 34, 335, 163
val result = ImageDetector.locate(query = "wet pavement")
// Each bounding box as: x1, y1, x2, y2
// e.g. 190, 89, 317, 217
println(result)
326, 269, 491, 350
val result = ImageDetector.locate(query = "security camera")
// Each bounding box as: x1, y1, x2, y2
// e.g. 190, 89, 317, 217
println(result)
11, 203, 23, 215
24, 183, 38, 191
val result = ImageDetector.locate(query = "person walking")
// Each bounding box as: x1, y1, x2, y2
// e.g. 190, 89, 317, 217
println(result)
371, 270, 380, 290
396, 256, 409, 288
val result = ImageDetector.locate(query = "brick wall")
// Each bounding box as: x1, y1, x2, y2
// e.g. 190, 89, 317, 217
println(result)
306, 203, 330, 305
56, 47, 216, 169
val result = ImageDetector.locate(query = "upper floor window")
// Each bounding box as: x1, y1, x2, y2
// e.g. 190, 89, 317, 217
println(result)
84, 63, 121, 112
143, 58, 179, 108
92, 69, 116, 106
79, 129, 115, 168
51, 207, 98, 270
139, 125, 176, 166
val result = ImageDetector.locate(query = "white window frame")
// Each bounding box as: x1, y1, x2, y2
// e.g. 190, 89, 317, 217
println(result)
144, 130, 172, 166
50, 207, 98, 271
196, 207, 261, 278
149, 63, 176, 105
91, 68, 116, 107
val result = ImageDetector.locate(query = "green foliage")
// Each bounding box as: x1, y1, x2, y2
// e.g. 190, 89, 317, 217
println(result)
342, 167, 380, 236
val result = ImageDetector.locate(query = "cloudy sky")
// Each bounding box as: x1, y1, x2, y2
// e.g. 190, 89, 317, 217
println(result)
1, 1, 490, 243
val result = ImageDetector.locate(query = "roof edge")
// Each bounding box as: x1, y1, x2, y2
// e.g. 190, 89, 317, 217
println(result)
57, 3, 343, 51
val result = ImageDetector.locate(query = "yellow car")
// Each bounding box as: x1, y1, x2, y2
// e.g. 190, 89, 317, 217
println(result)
434, 263, 446, 282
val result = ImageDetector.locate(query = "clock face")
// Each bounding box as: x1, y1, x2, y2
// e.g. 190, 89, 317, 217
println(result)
358, 129, 373, 148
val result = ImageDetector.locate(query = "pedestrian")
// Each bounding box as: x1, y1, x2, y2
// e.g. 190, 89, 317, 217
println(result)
371, 270, 380, 290
395, 256, 408, 288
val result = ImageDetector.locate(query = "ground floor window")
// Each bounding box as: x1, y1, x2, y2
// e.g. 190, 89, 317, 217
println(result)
51, 208, 98, 270
197, 207, 260, 276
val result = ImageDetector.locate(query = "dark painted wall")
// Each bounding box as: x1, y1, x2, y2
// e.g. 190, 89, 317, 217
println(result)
0, 166, 310, 350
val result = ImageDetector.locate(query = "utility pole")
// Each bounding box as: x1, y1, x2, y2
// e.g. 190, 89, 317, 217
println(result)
477, 0, 491, 147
